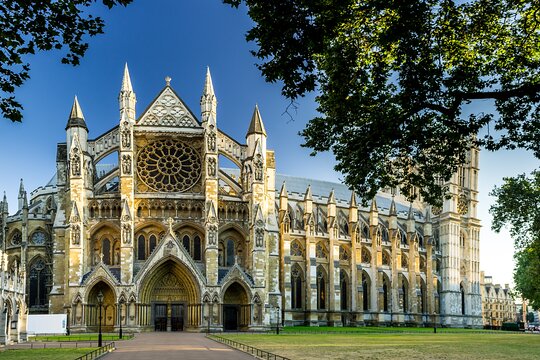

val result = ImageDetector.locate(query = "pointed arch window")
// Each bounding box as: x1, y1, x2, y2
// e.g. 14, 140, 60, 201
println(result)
226, 239, 235, 266
29, 258, 50, 308
340, 270, 348, 311
149, 234, 157, 254
291, 265, 303, 310
102, 238, 111, 265
182, 235, 190, 252
362, 272, 370, 311
317, 266, 327, 310
383, 278, 389, 312
193, 235, 202, 261
137, 235, 146, 260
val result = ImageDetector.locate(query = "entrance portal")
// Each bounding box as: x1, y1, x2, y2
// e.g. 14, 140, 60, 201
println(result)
223, 305, 239, 331
154, 303, 185, 331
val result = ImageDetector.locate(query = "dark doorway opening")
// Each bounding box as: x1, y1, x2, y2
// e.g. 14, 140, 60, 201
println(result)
171, 304, 184, 331
223, 305, 239, 331
154, 304, 167, 331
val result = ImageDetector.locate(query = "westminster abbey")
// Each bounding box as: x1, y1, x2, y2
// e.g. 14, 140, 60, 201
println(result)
0, 65, 482, 339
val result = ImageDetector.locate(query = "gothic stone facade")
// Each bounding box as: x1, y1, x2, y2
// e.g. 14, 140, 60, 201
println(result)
0, 66, 482, 333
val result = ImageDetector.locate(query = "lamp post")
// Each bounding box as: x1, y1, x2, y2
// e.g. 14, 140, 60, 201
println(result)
276, 305, 280, 335
97, 290, 104, 348
118, 300, 123, 340
66, 308, 70, 336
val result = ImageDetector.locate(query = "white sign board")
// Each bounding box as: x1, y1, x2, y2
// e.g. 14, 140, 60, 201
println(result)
27, 314, 67, 335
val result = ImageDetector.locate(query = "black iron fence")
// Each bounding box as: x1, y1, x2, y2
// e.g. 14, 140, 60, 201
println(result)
74, 342, 115, 360
209, 335, 290, 360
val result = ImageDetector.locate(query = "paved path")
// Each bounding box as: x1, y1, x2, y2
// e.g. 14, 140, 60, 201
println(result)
104, 333, 256, 360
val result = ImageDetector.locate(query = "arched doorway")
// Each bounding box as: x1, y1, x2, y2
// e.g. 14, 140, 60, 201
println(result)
87, 282, 116, 332
139, 259, 201, 331
222, 282, 249, 331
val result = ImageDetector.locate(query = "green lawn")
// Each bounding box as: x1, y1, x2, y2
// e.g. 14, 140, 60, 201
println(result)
30, 333, 131, 342
0, 348, 95, 360
218, 332, 540, 360
279, 325, 501, 334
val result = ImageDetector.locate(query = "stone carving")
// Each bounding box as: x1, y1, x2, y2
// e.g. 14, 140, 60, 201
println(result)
71, 151, 81, 176
122, 223, 131, 244
139, 87, 199, 127
254, 154, 263, 181
207, 157, 216, 177
122, 154, 132, 175
207, 132, 216, 152
458, 193, 468, 215
71, 224, 80, 245
121, 121, 131, 149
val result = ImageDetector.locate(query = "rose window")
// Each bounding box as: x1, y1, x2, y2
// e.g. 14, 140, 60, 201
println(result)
137, 140, 202, 192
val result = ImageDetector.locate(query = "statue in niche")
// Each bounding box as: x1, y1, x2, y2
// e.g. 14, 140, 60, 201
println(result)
121, 122, 131, 148
255, 228, 264, 247
207, 157, 216, 177
207, 132, 216, 152
71, 151, 81, 176
122, 154, 132, 175
122, 223, 131, 244
254, 154, 263, 181
71, 224, 80, 245
207, 225, 217, 245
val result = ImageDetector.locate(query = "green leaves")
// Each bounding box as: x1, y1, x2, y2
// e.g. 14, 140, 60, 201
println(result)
0, 0, 132, 123
225, 0, 540, 205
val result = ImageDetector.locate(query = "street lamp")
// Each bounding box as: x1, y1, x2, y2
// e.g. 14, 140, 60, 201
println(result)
118, 300, 123, 340
97, 290, 104, 347
66, 308, 70, 336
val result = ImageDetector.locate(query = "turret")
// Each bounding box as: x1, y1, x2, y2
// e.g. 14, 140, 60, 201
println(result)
2, 191, 7, 215
304, 185, 313, 215
424, 206, 432, 238
327, 189, 336, 218
66, 96, 88, 153
119, 63, 136, 120
200, 67, 217, 124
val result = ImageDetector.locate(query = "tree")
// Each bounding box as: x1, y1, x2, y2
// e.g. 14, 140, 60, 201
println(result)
490, 171, 540, 310
0, 0, 132, 122
224, 0, 540, 205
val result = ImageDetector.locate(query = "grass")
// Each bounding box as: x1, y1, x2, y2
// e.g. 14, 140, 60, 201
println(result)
218, 331, 540, 360
30, 333, 131, 342
0, 348, 95, 360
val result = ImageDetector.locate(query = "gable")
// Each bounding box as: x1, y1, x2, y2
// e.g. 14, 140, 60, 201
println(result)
138, 86, 201, 128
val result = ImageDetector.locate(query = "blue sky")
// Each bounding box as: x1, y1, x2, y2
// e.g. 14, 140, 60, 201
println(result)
0, 0, 536, 287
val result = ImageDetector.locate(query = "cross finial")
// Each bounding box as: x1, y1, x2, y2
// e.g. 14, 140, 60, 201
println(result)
165, 76, 171, 86
167, 217, 174, 233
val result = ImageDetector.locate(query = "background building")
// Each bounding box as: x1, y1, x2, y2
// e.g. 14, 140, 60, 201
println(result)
480, 272, 516, 329
0, 66, 482, 334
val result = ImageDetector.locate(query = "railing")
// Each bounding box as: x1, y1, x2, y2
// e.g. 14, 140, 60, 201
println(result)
209, 335, 290, 360
29, 333, 134, 342
74, 342, 115, 360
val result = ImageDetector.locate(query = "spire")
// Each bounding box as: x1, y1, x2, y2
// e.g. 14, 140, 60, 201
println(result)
349, 190, 357, 208
23, 191, 28, 210
121, 63, 133, 93
370, 197, 378, 212
65, 96, 88, 131
247, 104, 267, 137
279, 182, 288, 198
389, 197, 397, 216
2, 191, 7, 214
407, 203, 414, 220
18, 178, 25, 197
203, 66, 215, 97
425, 206, 432, 223
328, 189, 336, 204
304, 185, 312, 201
